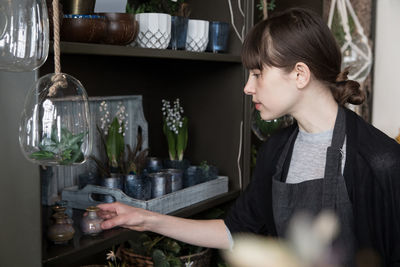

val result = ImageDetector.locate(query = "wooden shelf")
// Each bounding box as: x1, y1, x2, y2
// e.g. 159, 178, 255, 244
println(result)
56, 42, 242, 63
42, 189, 240, 267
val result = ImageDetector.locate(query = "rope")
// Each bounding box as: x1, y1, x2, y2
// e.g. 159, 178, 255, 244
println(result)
263, 0, 268, 20
53, 0, 61, 74
48, 0, 67, 97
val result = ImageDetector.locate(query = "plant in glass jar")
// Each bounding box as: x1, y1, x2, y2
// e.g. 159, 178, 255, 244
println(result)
29, 125, 87, 165
162, 99, 188, 165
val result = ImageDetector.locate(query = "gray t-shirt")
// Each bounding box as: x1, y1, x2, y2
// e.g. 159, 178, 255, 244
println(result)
286, 129, 346, 184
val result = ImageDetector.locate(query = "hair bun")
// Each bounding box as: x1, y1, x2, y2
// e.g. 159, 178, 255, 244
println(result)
336, 68, 350, 82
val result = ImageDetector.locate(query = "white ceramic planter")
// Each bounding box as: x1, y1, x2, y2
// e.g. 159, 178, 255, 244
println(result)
185, 19, 209, 52
134, 13, 171, 49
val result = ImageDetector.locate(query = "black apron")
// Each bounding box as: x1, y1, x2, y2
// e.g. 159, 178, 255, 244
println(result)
272, 106, 356, 266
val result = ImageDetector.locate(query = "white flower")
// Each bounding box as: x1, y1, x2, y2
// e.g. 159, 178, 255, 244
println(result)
106, 250, 116, 262
184, 261, 194, 267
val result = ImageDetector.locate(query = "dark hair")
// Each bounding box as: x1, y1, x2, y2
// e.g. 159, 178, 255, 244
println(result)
242, 8, 365, 105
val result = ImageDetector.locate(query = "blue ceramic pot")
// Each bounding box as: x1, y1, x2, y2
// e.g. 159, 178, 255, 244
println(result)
100, 174, 123, 203
168, 16, 188, 50
206, 21, 230, 53
164, 159, 190, 171
149, 172, 172, 198
160, 168, 183, 192
183, 166, 201, 187
146, 157, 163, 173
124, 174, 151, 200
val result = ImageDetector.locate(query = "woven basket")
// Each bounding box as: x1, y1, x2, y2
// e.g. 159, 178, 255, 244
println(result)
119, 246, 212, 267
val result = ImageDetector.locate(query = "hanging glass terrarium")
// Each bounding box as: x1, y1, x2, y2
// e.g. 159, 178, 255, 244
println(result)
0, 0, 49, 72
327, 0, 372, 83
19, 0, 91, 166
20, 73, 91, 165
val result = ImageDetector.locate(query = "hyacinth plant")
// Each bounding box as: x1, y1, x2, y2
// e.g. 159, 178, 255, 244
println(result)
162, 98, 188, 161
91, 101, 128, 177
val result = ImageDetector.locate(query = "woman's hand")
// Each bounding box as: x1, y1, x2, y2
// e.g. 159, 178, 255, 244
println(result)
97, 202, 155, 231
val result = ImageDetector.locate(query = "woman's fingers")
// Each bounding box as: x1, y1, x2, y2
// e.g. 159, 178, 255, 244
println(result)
101, 214, 129, 229
97, 202, 119, 212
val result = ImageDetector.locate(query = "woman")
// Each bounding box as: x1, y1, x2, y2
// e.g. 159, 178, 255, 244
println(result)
97, 8, 400, 266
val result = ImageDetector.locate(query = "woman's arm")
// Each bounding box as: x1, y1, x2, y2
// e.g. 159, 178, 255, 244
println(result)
97, 202, 231, 249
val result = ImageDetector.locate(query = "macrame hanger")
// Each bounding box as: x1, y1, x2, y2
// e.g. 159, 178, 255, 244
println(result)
48, 0, 67, 97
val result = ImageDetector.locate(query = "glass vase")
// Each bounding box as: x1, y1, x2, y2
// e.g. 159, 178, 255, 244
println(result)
19, 73, 92, 166
81, 206, 103, 236
0, 0, 49, 71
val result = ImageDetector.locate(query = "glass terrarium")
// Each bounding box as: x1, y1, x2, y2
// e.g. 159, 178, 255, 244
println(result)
19, 73, 92, 166
0, 0, 49, 72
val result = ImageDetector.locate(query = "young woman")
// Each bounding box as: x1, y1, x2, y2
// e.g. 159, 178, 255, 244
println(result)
97, 8, 400, 266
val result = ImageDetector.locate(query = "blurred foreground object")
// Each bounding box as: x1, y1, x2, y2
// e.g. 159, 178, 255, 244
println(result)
224, 211, 340, 267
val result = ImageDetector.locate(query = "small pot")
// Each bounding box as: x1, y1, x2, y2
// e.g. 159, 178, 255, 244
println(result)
124, 174, 151, 200
47, 212, 75, 244
99, 12, 138, 45
61, 14, 106, 43
160, 168, 183, 192
100, 173, 123, 203
81, 206, 103, 236
185, 19, 209, 52
146, 157, 163, 173
206, 21, 230, 53
149, 172, 172, 198
168, 16, 188, 50
164, 159, 190, 171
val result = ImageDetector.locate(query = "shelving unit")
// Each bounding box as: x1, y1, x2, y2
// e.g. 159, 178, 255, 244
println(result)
40, 1, 254, 265
57, 42, 242, 63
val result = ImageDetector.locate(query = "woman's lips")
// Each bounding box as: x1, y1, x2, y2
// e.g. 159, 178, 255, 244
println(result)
254, 103, 262, 110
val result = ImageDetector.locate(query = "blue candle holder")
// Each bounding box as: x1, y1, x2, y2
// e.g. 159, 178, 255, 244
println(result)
206, 21, 230, 53
168, 16, 189, 50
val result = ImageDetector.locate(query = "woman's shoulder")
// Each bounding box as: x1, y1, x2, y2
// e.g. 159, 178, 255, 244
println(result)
346, 109, 400, 172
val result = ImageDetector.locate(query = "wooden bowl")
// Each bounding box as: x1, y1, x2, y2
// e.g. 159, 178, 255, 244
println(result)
61, 14, 106, 43
98, 13, 138, 45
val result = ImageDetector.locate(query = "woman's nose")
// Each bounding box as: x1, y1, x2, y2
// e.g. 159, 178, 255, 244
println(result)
243, 79, 255, 95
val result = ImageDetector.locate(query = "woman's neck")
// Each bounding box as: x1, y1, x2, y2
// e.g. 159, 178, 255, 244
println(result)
291, 85, 339, 134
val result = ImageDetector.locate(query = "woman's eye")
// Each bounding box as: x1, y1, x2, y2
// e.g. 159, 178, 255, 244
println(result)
252, 73, 260, 78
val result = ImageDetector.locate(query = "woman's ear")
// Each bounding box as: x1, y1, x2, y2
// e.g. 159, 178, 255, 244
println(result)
293, 62, 311, 89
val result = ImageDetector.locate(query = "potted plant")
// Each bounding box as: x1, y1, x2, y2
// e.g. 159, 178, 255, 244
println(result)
123, 126, 151, 200
161, 98, 189, 170
119, 232, 212, 267
91, 101, 127, 202
126, 0, 173, 49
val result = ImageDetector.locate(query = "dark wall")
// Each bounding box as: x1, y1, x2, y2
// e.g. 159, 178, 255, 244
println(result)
0, 71, 41, 267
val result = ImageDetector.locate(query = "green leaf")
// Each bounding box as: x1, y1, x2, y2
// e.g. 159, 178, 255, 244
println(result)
167, 256, 182, 267
163, 119, 177, 161
61, 127, 73, 141
163, 239, 181, 255
106, 118, 125, 168
176, 117, 188, 161
152, 249, 170, 267
30, 150, 55, 160
67, 131, 86, 147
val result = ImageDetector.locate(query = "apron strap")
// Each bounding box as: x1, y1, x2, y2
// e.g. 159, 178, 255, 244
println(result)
322, 106, 346, 209
273, 128, 299, 181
